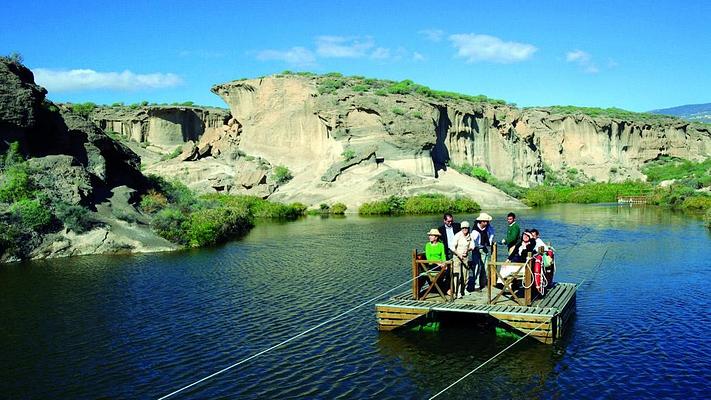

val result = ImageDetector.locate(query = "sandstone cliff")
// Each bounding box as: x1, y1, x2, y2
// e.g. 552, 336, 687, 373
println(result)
208, 74, 710, 207
77, 73, 711, 212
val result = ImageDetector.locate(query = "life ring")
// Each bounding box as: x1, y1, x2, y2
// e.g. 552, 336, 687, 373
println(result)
534, 255, 543, 294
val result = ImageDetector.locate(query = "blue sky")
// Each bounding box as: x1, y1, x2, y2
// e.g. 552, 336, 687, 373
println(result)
2, 1, 709, 111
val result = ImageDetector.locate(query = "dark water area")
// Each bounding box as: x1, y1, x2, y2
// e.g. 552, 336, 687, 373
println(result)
1, 204, 710, 399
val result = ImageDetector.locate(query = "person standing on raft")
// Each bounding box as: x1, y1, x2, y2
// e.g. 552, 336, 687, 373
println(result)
501, 212, 521, 254
470, 212, 495, 291
450, 221, 473, 299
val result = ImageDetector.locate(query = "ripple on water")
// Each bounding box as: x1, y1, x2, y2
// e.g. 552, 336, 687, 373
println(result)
1, 207, 710, 399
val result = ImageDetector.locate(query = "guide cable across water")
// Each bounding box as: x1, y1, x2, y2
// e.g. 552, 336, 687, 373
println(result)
157, 271, 429, 399
428, 245, 610, 399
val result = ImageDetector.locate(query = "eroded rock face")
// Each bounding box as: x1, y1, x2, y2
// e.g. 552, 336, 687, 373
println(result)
210, 76, 525, 208
90, 106, 230, 146
501, 109, 711, 182
212, 75, 711, 196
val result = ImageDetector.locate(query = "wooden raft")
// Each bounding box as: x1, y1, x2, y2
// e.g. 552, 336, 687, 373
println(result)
375, 283, 576, 344
376, 247, 576, 344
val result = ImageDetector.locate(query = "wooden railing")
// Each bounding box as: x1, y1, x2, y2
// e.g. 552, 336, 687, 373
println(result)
412, 250, 453, 301
487, 244, 533, 306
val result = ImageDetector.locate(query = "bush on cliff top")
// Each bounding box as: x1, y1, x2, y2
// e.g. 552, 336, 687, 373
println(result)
546, 105, 677, 123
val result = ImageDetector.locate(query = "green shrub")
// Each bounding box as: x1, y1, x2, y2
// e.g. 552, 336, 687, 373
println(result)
200, 194, 305, 219
453, 197, 481, 213
642, 157, 711, 186
11, 198, 52, 231
273, 165, 293, 184
352, 84, 368, 92
404, 193, 480, 214
681, 195, 711, 211
68, 102, 97, 119
140, 190, 169, 213
523, 182, 652, 206
359, 195, 407, 215
1, 52, 23, 64
705, 208, 711, 229
161, 146, 183, 161
151, 207, 188, 244
374, 89, 388, 96
359, 194, 479, 215
548, 105, 676, 123
392, 107, 405, 116
184, 205, 253, 247
1, 142, 24, 171
54, 202, 95, 233
358, 199, 394, 215
341, 148, 356, 160
330, 202, 347, 214
318, 78, 345, 94
146, 175, 196, 211
412, 111, 423, 119
0, 165, 33, 203
319, 203, 330, 213
471, 167, 491, 182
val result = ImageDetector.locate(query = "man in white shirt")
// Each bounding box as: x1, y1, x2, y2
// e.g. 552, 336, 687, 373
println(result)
530, 229, 548, 253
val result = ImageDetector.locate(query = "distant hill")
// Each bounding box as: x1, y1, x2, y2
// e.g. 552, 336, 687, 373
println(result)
650, 103, 711, 123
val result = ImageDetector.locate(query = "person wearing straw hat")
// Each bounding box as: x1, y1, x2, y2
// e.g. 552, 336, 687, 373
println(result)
419, 228, 448, 296
425, 229, 446, 262
450, 221, 474, 298
469, 212, 495, 292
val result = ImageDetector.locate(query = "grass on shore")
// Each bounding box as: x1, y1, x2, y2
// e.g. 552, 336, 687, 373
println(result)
141, 177, 307, 247
359, 193, 480, 215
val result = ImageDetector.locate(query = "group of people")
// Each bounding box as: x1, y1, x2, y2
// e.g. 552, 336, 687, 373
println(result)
423, 212, 548, 299
500, 213, 548, 263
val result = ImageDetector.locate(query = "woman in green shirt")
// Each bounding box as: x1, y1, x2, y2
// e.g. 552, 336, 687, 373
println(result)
425, 228, 446, 262
420, 229, 448, 298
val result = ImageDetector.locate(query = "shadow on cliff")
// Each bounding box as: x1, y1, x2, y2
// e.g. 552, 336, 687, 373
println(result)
431, 105, 452, 178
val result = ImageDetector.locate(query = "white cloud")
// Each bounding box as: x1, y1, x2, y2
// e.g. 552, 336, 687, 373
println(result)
449, 33, 537, 63
565, 49, 599, 74
32, 68, 182, 92
255, 47, 316, 66
370, 47, 391, 60
413, 52, 426, 61
315, 36, 374, 58
419, 29, 444, 42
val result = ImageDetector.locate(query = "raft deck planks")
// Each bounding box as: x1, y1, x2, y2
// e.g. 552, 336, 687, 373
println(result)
375, 282, 577, 344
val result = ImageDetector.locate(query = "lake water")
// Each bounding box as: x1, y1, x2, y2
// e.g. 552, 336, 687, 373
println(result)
1, 204, 709, 399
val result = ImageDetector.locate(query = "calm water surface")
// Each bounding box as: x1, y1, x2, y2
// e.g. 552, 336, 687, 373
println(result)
1, 204, 710, 399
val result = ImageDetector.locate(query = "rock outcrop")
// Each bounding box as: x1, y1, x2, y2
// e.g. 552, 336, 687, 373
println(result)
209, 77, 525, 208
90, 105, 230, 147
0, 58, 176, 261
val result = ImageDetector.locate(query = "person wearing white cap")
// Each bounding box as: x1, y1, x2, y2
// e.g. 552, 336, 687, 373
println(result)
469, 212, 495, 291
450, 221, 474, 299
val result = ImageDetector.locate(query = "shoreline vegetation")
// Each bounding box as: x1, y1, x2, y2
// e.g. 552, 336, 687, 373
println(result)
452, 157, 711, 226
1, 142, 709, 262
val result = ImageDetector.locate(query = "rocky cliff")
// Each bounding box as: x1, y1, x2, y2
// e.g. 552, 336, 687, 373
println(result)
208, 74, 710, 206
62, 73, 711, 212
0, 59, 176, 262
